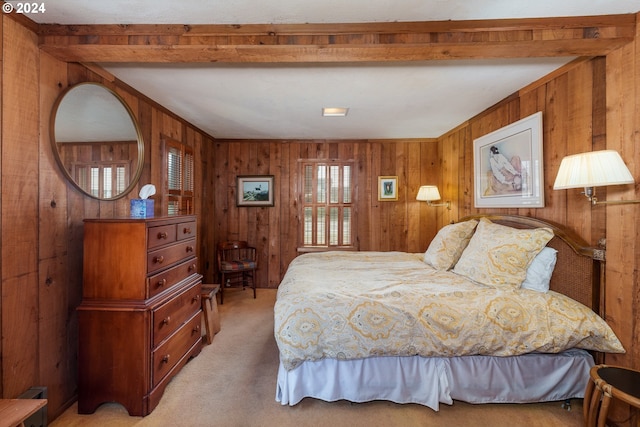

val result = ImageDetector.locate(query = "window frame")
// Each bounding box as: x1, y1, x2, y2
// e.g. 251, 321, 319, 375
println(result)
298, 159, 355, 251
165, 137, 194, 215
71, 160, 130, 199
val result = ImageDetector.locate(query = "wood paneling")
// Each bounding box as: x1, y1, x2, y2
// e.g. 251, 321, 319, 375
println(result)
2, 11, 640, 427
2, 16, 40, 400
38, 50, 78, 416
603, 39, 638, 370
436, 54, 640, 382
213, 139, 439, 287
0, 15, 215, 421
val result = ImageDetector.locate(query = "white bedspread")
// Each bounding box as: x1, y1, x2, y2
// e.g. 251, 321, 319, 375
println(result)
274, 251, 624, 371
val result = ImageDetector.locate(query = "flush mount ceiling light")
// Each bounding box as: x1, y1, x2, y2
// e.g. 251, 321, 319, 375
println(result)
322, 107, 349, 117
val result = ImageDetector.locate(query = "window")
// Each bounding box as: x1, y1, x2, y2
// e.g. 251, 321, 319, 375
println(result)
166, 138, 194, 215
72, 161, 129, 199
300, 161, 354, 248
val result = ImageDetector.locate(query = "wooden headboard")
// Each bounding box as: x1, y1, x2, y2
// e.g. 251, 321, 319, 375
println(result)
460, 214, 603, 314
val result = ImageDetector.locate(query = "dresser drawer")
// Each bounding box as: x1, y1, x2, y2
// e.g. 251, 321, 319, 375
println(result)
177, 221, 197, 241
152, 282, 201, 347
147, 239, 196, 274
148, 224, 178, 249
147, 258, 199, 299
152, 311, 202, 387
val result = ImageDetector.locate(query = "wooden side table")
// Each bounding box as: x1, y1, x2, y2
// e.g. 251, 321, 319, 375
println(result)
584, 364, 640, 427
0, 399, 47, 427
201, 284, 221, 344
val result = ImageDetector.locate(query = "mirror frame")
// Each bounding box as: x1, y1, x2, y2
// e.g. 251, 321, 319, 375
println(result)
50, 82, 145, 201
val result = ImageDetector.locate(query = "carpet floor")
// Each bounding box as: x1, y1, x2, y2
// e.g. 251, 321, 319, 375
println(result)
51, 288, 584, 427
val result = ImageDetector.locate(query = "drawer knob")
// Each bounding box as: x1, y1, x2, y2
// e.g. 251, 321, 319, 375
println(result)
154, 255, 164, 264
193, 325, 200, 334
183, 227, 192, 234
162, 316, 171, 325
161, 354, 171, 364
192, 294, 200, 303
158, 231, 168, 239
186, 246, 194, 253
188, 263, 196, 272
157, 278, 167, 288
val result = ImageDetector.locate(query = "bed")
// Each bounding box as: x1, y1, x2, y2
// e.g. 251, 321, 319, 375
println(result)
274, 214, 625, 410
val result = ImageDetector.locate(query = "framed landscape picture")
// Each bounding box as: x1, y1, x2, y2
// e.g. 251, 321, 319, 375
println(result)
236, 175, 275, 207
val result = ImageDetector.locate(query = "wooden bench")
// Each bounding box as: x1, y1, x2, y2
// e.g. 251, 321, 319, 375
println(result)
201, 284, 221, 344
0, 399, 47, 427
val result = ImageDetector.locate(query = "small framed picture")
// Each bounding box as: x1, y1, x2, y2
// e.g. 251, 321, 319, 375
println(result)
236, 175, 275, 207
378, 176, 398, 201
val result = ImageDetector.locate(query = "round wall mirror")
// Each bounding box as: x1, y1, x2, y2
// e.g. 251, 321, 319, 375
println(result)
50, 82, 144, 200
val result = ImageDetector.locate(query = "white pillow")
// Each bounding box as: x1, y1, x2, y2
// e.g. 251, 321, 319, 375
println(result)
520, 247, 557, 293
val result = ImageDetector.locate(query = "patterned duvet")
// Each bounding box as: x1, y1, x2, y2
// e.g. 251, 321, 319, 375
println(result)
274, 251, 624, 370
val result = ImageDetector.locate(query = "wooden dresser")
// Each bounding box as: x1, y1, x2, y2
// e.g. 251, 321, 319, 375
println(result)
78, 215, 202, 416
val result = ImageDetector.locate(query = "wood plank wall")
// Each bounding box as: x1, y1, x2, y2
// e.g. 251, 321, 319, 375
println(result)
210, 58, 613, 293
0, 15, 216, 420
2, 11, 640, 427
212, 139, 440, 288
214, 53, 640, 385
2, 16, 40, 402
438, 53, 640, 426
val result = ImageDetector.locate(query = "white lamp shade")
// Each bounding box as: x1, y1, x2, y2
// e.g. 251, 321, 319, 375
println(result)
553, 150, 635, 189
416, 185, 441, 201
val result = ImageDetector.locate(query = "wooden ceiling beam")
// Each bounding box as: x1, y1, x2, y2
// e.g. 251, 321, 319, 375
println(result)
37, 14, 636, 63
38, 14, 636, 36
39, 39, 633, 63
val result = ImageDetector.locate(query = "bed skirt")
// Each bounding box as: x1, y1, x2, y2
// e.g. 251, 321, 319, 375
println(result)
275, 349, 593, 410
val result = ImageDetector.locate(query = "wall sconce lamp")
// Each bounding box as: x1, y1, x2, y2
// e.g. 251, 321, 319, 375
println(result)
416, 185, 451, 210
553, 150, 639, 206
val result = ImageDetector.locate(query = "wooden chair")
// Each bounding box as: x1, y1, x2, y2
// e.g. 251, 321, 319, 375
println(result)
217, 241, 257, 304
584, 364, 640, 427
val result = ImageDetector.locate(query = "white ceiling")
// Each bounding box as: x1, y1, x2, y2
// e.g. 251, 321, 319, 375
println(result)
28, 0, 640, 139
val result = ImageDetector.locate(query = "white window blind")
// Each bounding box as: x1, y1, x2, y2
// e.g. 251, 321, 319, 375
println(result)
301, 161, 354, 248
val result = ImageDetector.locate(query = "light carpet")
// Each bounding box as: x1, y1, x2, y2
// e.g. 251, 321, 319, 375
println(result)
51, 288, 584, 427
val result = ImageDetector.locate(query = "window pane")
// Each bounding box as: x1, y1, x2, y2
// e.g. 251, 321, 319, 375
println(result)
316, 207, 326, 245
90, 167, 99, 197
304, 165, 313, 203
76, 166, 88, 191
343, 165, 351, 203
103, 167, 112, 198
184, 150, 194, 192
300, 161, 354, 248
329, 207, 338, 245
304, 207, 313, 245
116, 166, 126, 194
317, 165, 326, 203
168, 146, 182, 191
343, 208, 351, 245
329, 166, 339, 203
168, 199, 180, 215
